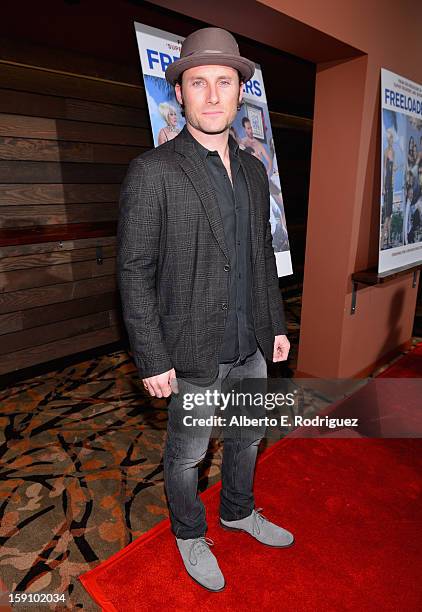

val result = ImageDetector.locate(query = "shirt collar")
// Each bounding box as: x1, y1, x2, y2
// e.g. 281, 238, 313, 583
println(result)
183, 124, 240, 160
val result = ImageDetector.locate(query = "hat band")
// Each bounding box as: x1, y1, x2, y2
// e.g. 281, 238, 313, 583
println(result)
183, 49, 238, 57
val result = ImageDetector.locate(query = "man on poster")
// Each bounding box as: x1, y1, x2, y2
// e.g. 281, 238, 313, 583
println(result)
241, 115, 273, 174
241, 115, 287, 233
117, 27, 294, 592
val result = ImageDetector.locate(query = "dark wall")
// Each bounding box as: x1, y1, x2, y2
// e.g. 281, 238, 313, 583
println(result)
0, 0, 315, 118
273, 125, 312, 287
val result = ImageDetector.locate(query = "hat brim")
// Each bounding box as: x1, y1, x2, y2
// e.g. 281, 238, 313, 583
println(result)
165, 53, 255, 85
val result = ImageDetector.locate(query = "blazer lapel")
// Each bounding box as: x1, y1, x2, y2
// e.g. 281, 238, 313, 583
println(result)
174, 129, 230, 262
239, 153, 260, 270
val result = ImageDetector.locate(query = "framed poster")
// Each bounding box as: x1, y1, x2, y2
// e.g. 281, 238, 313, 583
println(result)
379, 68, 422, 274
245, 102, 266, 142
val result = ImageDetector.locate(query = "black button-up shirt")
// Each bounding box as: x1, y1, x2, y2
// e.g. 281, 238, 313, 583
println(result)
188, 129, 257, 364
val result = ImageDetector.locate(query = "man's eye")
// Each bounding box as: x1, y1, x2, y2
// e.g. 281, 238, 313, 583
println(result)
220, 80, 231, 86
192, 80, 204, 87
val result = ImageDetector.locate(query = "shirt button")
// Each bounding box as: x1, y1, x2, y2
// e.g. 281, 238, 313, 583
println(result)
222, 302, 228, 310
224, 264, 230, 271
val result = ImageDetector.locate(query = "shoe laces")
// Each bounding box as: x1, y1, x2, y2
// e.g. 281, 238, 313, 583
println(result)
252, 507, 269, 536
189, 536, 214, 566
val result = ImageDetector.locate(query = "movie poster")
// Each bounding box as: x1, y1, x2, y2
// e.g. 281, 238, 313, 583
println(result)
379, 68, 422, 274
134, 22, 293, 277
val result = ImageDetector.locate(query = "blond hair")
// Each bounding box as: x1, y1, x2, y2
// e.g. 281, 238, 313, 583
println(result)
386, 127, 395, 141
158, 102, 177, 124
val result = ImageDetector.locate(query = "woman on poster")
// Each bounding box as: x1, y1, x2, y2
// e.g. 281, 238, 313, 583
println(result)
157, 102, 180, 145
382, 128, 397, 249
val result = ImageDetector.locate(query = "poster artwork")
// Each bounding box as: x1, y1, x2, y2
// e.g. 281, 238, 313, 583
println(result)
379, 68, 422, 274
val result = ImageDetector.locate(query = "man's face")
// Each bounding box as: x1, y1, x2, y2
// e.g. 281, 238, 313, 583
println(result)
244, 120, 253, 139
175, 65, 242, 135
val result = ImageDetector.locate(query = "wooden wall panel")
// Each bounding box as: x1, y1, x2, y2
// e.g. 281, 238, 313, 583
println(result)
0, 63, 146, 107
0, 309, 119, 355
0, 236, 116, 257
0, 58, 150, 375
1, 258, 115, 293
0, 292, 117, 335
0, 275, 116, 314
0, 113, 152, 147
0, 88, 149, 127
0, 326, 121, 374
0, 137, 144, 164
0, 161, 127, 183
0, 245, 116, 271
0, 222, 117, 247
1, 203, 118, 227
0, 184, 121, 205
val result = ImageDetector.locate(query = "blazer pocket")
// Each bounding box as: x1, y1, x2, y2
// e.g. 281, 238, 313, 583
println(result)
160, 313, 193, 367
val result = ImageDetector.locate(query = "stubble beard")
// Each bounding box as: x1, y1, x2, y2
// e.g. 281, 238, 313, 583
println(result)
185, 112, 233, 135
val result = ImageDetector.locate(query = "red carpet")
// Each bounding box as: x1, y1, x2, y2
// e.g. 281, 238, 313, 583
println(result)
377, 342, 422, 377
295, 342, 422, 439
80, 437, 422, 611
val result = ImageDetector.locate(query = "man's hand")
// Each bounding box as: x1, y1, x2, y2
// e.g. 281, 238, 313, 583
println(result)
142, 368, 177, 398
273, 334, 290, 362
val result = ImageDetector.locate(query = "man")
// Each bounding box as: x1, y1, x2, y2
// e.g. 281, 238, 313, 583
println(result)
117, 27, 294, 592
241, 116, 287, 230
241, 116, 273, 176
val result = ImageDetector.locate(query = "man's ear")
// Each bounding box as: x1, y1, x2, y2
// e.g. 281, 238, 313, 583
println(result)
238, 82, 244, 106
175, 82, 183, 106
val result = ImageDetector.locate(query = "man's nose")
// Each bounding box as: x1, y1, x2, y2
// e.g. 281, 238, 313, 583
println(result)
207, 83, 219, 104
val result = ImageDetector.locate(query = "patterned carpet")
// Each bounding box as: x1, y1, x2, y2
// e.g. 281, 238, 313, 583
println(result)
0, 290, 420, 611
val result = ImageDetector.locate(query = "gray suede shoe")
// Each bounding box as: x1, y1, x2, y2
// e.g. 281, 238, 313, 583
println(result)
220, 507, 294, 547
176, 536, 225, 592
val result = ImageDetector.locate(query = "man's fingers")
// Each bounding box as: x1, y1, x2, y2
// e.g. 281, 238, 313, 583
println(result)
273, 342, 290, 362
149, 382, 167, 398
143, 369, 177, 398
146, 378, 172, 398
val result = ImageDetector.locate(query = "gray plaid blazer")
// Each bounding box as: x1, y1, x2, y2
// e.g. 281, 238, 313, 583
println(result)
116, 126, 287, 380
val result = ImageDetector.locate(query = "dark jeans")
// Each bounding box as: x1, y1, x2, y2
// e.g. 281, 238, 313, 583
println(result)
163, 347, 268, 540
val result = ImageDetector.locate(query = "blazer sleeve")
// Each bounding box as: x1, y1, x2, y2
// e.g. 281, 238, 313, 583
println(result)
116, 156, 174, 378
257, 162, 288, 336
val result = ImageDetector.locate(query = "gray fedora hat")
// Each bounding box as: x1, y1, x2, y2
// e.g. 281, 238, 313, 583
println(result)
165, 27, 255, 85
